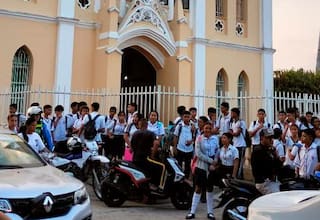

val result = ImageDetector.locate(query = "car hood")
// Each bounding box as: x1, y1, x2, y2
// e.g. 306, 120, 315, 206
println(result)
248, 190, 320, 220
0, 165, 83, 198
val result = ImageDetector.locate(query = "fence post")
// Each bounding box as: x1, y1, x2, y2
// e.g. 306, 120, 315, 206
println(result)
265, 89, 274, 124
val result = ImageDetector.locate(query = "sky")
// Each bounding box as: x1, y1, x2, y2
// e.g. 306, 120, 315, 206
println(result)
273, 0, 320, 71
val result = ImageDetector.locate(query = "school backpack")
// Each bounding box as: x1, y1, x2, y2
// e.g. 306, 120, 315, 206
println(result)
239, 120, 250, 148
163, 119, 182, 149
83, 114, 100, 140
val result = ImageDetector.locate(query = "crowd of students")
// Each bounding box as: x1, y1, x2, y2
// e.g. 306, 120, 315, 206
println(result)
4, 101, 320, 220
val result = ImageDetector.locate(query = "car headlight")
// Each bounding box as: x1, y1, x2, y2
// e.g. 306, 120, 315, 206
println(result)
74, 187, 88, 205
0, 199, 12, 212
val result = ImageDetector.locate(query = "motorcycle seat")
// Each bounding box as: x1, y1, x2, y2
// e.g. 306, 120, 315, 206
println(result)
230, 179, 259, 192
118, 160, 150, 176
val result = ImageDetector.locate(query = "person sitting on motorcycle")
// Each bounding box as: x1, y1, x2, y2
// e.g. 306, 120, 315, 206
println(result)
22, 106, 54, 152
131, 118, 163, 191
186, 122, 219, 220
251, 128, 283, 194
294, 128, 320, 180
18, 117, 50, 154
19, 106, 54, 151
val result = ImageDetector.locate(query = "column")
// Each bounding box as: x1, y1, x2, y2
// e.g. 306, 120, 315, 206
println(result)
193, 0, 206, 115
261, 0, 274, 123
54, 0, 75, 110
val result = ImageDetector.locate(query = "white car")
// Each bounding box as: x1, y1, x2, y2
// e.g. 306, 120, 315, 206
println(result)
0, 130, 92, 220
247, 190, 320, 220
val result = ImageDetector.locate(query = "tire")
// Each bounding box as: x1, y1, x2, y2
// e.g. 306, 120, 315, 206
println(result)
222, 198, 250, 220
101, 176, 126, 207
92, 166, 108, 201
170, 182, 193, 210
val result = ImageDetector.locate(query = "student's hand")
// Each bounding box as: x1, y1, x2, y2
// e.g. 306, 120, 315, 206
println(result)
185, 140, 193, 146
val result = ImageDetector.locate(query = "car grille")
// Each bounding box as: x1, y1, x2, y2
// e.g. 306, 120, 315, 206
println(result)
9, 192, 74, 219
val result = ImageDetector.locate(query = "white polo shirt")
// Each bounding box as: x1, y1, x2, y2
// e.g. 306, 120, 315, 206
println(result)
174, 122, 194, 153
294, 142, 319, 179
218, 144, 239, 166
248, 120, 271, 145
216, 112, 231, 136
147, 121, 165, 137
18, 132, 45, 153
230, 120, 246, 148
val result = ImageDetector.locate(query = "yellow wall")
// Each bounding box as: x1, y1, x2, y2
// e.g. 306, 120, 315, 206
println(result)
0, 0, 58, 17
0, 16, 57, 88
206, 0, 261, 47
72, 27, 96, 90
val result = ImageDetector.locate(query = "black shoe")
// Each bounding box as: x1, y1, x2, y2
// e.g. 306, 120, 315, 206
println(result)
185, 213, 195, 219
207, 213, 215, 220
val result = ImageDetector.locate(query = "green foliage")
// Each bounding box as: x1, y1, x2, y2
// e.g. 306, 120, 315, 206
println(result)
274, 68, 320, 94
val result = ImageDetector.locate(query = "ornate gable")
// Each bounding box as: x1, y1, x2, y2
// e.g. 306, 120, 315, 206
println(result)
118, 0, 175, 55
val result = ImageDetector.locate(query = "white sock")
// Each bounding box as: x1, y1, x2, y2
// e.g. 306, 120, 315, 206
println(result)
206, 192, 214, 214
190, 193, 201, 214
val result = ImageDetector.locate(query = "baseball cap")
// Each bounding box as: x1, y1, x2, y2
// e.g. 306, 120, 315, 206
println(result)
260, 128, 274, 137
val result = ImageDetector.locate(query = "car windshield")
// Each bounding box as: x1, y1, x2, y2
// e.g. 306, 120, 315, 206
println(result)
0, 133, 45, 168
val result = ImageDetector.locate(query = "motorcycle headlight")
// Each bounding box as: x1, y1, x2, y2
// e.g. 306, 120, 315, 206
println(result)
74, 187, 88, 205
0, 199, 12, 212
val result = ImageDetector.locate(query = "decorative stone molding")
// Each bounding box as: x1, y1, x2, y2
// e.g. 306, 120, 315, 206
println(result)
235, 22, 244, 36
77, 0, 91, 10
118, 0, 176, 56
99, 31, 120, 40
176, 55, 192, 63
108, 6, 120, 13
175, 41, 188, 48
177, 17, 188, 24
118, 38, 165, 68
105, 47, 123, 55
215, 19, 224, 32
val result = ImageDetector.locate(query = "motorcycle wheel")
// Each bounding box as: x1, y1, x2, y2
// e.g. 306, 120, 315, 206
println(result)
222, 198, 250, 220
92, 165, 108, 201
170, 182, 193, 210
101, 177, 126, 207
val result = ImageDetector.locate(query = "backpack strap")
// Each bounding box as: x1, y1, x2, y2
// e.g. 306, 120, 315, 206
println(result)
253, 120, 256, 127
92, 114, 100, 121
65, 115, 68, 131
112, 119, 117, 133
317, 145, 320, 163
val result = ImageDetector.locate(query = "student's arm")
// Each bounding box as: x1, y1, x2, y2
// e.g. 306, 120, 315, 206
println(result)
232, 158, 240, 178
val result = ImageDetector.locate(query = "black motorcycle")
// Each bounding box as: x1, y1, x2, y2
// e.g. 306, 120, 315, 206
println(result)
101, 155, 193, 210
216, 176, 320, 220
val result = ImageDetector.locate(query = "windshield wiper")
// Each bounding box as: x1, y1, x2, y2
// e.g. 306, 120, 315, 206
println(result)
0, 164, 24, 169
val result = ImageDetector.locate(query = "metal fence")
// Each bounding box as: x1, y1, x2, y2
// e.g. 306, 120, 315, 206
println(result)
1, 86, 320, 126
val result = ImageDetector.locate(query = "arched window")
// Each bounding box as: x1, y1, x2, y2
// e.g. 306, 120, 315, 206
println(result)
216, 69, 226, 108
236, 0, 247, 22
216, 0, 227, 18
237, 71, 248, 118
11, 46, 31, 112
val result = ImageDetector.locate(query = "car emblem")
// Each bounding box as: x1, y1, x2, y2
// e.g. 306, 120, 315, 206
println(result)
43, 195, 54, 213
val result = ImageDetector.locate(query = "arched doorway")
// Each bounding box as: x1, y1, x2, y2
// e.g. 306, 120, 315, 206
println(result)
121, 47, 156, 87
120, 47, 157, 117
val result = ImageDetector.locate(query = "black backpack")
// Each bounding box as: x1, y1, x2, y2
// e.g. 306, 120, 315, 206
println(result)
163, 119, 182, 148
84, 114, 100, 140
231, 120, 251, 148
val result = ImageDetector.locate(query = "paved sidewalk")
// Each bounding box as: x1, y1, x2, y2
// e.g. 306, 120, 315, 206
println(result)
88, 184, 224, 220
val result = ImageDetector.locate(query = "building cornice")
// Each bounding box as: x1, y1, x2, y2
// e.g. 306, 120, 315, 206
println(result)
189, 37, 276, 54
0, 9, 98, 29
